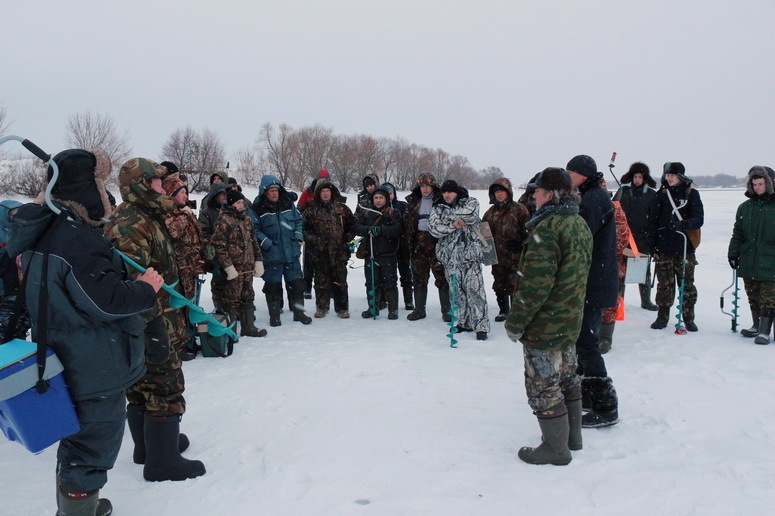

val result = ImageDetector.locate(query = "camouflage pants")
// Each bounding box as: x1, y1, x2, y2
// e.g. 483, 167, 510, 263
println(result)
447, 263, 490, 333
523, 345, 581, 413
743, 279, 775, 311
126, 307, 188, 417
491, 264, 516, 298
654, 253, 698, 310
410, 231, 448, 289
312, 255, 349, 312
222, 271, 256, 310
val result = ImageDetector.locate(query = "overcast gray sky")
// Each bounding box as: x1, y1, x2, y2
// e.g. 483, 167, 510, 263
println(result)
2, 0, 773, 183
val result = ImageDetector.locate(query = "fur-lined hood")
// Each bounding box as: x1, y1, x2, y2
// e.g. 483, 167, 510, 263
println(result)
488, 177, 514, 204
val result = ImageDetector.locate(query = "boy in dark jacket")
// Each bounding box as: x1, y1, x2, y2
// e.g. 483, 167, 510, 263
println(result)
354, 186, 402, 319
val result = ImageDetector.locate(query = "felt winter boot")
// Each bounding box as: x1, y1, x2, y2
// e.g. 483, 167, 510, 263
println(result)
754, 314, 772, 345
518, 406, 572, 466
639, 284, 659, 311
403, 285, 414, 311
741, 309, 760, 337
581, 377, 619, 428
407, 285, 427, 321
289, 278, 312, 324
386, 288, 400, 320
126, 404, 189, 465
599, 321, 615, 354
564, 386, 583, 451
494, 292, 510, 322
439, 285, 452, 322
56, 486, 112, 516
265, 282, 284, 327
143, 415, 206, 482
239, 305, 267, 337
651, 307, 670, 329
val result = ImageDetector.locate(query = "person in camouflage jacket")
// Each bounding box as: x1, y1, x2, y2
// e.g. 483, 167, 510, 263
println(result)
504, 167, 592, 466
403, 173, 450, 321
302, 180, 356, 318
104, 157, 206, 482
162, 173, 206, 360
482, 178, 530, 322
211, 189, 267, 337
429, 180, 490, 340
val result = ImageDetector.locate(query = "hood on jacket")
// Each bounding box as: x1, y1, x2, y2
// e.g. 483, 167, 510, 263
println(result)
620, 162, 656, 188
206, 182, 229, 209
0, 200, 23, 244
313, 180, 346, 204
488, 177, 514, 204
361, 172, 379, 190
118, 157, 176, 215
408, 173, 440, 200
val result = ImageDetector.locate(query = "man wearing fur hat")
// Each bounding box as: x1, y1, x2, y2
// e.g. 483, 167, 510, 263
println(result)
302, 179, 356, 318
566, 154, 620, 428
211, 190, 267, 337
7, 149, 163, 513
104, 158, 206, 482
647, 162, 704, 332
728, 166, 775, 344
482, 178, 530, 321
403, 173, 451, 322
613, 162, 659, 311
505, 167, 592, 465
162, 172, 207, 359
430, 180, 490, 340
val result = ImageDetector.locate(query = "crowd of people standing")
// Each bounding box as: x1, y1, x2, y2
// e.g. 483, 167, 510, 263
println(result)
11, 146, 775, 513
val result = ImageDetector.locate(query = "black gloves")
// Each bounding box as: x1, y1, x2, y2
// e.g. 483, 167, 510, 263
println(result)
144, 315, 171, 365
728, 256, 739, 270
668, 220, 685, 231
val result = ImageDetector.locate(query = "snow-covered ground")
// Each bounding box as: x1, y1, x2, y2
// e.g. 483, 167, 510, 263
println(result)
2, 187, 774, 516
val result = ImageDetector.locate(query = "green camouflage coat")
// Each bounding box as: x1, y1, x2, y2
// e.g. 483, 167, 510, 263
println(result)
302, 182, 356, 266
211, 204, 262, 273
505, 196, 592, 351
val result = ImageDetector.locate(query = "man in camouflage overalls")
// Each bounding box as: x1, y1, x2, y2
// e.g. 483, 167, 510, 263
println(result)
505, 168, 592, 466
104, 158, 206, 482
403, 173, 451, 321
302, 180, 356, 318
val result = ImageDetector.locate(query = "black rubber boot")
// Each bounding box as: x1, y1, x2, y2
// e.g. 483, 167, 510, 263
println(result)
639, 283, 659, 311
407, 285, 427, 321
386, 288, 399, 320
403, 285, 414, 311
494, 292, 510, 322
126, 404, 189, 465
143, 415, 206, 482
518, 406, 572, 466
439, 285, 452, 322
599, 321, 615, 354
741, 309, 760, 337
239, 305, 267, 337
683, 306, 698, 332
581, 377, 619, 428
754, 315, 772, 345
361, 288, 381, 319
56, 486, 112, 516
651, 307, 670, 329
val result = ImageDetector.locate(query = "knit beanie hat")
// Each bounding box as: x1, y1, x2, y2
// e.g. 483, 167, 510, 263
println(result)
566, 155, 598, 178
227, 189, 246, 206
440, 179, 460, 194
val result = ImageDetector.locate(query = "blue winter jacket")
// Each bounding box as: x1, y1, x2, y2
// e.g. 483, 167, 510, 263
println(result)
250, 175, 304, 264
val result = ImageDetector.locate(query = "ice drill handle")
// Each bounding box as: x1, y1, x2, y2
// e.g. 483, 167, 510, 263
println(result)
22, 139, 51, 162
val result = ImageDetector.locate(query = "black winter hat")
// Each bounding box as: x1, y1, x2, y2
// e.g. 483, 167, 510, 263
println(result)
371, 186, 390, 202
47, 149, 109, 222
228, 177, 238, 185
363, 176, 376, 188
566, 155, 598, 178
662, 162, 689, 184
530, 167, 572, 194
226, 189, 245, 206
440, 180, 460, 194
160, 161, 179, 175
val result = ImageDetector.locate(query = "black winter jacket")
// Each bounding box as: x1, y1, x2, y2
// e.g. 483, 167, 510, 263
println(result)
577, 178, 619, 308
648, 180, 704, 256
7, 203, 156, 400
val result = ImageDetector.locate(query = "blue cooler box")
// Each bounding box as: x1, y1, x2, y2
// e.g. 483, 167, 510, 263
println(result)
0, 339, 80, 454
